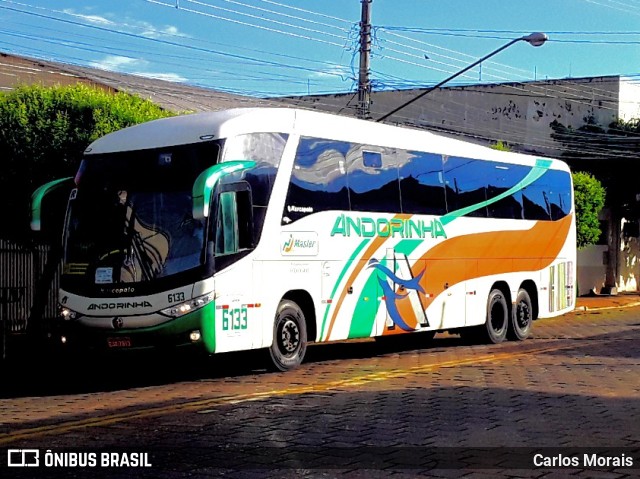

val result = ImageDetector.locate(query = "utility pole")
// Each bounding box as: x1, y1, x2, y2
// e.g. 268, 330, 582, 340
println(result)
357, 0, 372, 119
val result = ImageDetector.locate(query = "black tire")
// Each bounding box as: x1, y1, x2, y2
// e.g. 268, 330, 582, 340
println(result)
484, 288, 509, 344
508, 289, 533, 340
268, 300, 307, 372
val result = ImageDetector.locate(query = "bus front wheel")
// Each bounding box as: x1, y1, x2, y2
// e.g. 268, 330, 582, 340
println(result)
268, 300, 307, 372
484, 289, 509, 344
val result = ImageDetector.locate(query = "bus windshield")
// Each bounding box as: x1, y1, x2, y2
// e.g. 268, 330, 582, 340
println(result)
62, 141, 221, 288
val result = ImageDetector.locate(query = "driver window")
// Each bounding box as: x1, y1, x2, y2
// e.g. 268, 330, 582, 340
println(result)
214, 189, 253, 256
216, 192, 239, 255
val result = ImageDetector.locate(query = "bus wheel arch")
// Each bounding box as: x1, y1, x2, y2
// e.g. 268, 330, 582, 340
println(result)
267, 290, 314, 372
508, 282, 536, 341
484, 282, 510, 344
282, 290, 316, 342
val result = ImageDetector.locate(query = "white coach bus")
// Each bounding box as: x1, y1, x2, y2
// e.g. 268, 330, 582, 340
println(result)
31, 107, 576, 371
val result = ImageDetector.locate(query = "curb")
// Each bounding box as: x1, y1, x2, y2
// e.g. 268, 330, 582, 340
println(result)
573, 301, 640, 312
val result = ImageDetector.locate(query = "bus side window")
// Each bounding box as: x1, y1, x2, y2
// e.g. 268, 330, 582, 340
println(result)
215, 188, 253, 256
348, 146, 401, 214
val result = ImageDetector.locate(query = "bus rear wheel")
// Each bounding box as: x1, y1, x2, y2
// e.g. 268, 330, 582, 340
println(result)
508, 289, 533, 340
484, 288, 508, 344
268, 300, 307, 372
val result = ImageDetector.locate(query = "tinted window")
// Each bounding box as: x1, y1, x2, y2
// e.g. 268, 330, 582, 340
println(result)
523, 169, 572, 220
398, 151, 446, 215
442, 156, 493, 217
283, 138, 350, 224
347, 145, 401, 213
486, 163, 528, 219
223, 132, 287, 241
282, 137, 571, 224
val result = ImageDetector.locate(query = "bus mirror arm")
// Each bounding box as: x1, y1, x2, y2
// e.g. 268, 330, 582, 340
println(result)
30, 177, 75, 231
191, 161, 257, 221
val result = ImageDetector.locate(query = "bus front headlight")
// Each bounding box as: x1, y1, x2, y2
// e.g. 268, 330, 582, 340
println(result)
60, 306, 79, 320
160, 293, 214, 318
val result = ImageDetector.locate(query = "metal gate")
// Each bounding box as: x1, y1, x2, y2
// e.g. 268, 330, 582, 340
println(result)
0, 238, 60, 359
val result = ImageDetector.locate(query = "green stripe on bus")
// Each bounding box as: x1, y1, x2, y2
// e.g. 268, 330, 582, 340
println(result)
440, 159, 551, 226
319, 239, 369, 341
200, 301, 216, 353
347, 270, 379, 339
348, 239, 423, 339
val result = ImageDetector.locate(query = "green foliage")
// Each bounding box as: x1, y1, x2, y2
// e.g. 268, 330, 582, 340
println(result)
0, 83, 175, 239
572, 171, 606, 249
489, 140, 511, 151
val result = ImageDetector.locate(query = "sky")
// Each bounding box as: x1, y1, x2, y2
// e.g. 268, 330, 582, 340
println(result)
1, 0, 640, 98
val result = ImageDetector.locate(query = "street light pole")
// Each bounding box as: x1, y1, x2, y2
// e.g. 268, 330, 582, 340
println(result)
376, 32, 548, 123
357, 0, 373, 119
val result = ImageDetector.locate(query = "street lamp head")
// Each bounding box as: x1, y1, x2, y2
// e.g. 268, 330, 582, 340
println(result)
522, 32, 548, 47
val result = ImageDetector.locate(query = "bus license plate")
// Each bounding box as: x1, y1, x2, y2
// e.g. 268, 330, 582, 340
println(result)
107, 337, 132, 348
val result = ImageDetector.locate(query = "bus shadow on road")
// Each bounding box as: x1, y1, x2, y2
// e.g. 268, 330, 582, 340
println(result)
0, 333, 474, 398
14, 317, 631, 400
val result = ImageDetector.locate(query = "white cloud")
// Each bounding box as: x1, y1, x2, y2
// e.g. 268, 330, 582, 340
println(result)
134, 72, 187, 83
140, 22, 185, 39
89, 55, 141, 71
312, 65, 351, 80
62, 9, 113, 26
62, 9, 186, 39
88, 55, 187, 83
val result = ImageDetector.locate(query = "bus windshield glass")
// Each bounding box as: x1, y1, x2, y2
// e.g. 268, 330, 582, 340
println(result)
62, 141, 221, 288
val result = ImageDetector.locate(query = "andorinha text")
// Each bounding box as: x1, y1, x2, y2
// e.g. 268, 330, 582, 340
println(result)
88, 301, 152, 310
331, 215, 447, 239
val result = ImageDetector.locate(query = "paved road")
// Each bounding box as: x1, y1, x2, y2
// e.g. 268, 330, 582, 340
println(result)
1, 304, 639, 478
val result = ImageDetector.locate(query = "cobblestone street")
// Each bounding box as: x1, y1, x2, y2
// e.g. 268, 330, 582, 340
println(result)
1, 297, 639, 478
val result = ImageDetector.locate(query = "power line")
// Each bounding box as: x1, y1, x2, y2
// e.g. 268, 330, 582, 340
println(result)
0, 0, 356, 96
151, 0, 347, 47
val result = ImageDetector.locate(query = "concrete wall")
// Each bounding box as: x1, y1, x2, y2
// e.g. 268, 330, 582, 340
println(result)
619, 79, 640, 121
282, 76, 626, 159
618, 218, 640, 292
578, 246, 608, 295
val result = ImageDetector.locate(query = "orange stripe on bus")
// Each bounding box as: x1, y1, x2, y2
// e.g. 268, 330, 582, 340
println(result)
388, 215, 572, 334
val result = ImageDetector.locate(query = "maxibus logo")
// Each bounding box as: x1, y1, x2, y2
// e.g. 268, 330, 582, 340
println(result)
281, 232, 318, 256
330, 214, 447, 239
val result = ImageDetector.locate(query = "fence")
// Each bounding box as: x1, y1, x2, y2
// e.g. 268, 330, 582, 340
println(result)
0, 238, 60, 359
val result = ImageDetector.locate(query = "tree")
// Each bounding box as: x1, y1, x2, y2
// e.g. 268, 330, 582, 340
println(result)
0, 83, 175, 239
489, 140, 511, 151
572, 171, 606, 249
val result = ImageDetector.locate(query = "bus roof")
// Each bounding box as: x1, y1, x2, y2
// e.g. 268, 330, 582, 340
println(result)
84, 107, 568, 171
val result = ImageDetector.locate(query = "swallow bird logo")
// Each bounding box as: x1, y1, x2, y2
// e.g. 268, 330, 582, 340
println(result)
367, 258, 426, 331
